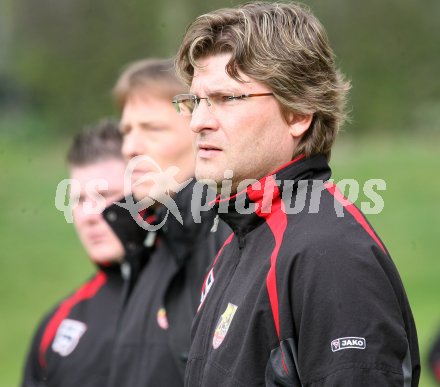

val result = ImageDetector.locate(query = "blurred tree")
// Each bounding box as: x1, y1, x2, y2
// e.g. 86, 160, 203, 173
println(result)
0, 0, 13, 72
309, 0, 440, 133
4, 0, 440, 135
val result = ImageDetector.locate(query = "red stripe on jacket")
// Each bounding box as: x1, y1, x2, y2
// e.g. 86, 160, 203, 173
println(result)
324, 182, 386, 253
38, 271, 107, 367
248, 175, 288, 374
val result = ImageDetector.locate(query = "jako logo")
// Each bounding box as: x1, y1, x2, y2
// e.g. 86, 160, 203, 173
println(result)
331, 337, 366, 352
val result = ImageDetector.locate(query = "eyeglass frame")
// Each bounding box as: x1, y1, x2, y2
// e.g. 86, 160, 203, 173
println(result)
172, 92, 274, 116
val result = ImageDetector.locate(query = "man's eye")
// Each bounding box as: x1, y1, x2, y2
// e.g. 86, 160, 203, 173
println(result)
139, 123, 164, 132
218, 95, 237, 104
76, 196, 85, 204
70, 195, 80, 203
119, 126, 130, 135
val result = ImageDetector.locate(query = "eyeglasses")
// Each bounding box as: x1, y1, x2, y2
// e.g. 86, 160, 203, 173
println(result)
172, 92, 274, 116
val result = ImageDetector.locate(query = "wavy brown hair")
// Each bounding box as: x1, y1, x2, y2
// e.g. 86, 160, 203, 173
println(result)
175, 2, 350, 160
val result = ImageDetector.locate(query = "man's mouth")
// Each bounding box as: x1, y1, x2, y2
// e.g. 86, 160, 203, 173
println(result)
131, 169, 155, 181
88, 232, 107, 244
197, 143, 222, 158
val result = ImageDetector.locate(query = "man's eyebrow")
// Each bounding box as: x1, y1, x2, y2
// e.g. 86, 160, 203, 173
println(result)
121, 120, 164, 129
189, 88, 242, 96
119, 122, 131, 133
139, 121, 166, 129
97, 188, 120, 196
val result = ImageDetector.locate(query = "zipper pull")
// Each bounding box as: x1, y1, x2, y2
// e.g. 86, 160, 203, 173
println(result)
210, 214, 219, 233
144, 231, 157, 247
121, 261, 131, 281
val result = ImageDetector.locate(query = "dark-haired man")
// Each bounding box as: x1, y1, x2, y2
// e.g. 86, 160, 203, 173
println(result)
21, 121, 133, 387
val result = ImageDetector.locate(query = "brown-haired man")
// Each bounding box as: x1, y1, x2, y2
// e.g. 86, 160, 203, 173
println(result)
174, 2, 420, 386
101, 58, 230, 387
21, 121, 131, 387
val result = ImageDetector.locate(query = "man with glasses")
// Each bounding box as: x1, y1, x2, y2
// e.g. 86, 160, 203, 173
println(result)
174, 2, 420, 386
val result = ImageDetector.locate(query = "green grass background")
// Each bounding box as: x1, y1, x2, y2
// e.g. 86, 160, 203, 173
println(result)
0, 130, 439, 386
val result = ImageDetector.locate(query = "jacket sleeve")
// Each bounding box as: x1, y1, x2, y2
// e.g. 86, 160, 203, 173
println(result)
21, 314, 51, 387
429, 328, 440, 383
272, 237, 418, 386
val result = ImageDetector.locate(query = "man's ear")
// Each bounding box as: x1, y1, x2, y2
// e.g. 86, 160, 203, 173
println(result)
286, 112, 313, 138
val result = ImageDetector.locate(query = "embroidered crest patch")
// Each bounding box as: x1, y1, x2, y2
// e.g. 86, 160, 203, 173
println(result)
52, 319, 87, 356
331, 337, 366, 352
157, 307, 169, 330
212, 303, 238, 349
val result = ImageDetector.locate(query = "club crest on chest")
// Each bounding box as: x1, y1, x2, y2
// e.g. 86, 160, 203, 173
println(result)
212, 303, 238, 349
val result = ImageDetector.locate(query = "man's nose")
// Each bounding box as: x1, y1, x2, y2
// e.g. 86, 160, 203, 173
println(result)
189, 101, 219, 134
122, 129, 144, 160
77, 200, 103, 224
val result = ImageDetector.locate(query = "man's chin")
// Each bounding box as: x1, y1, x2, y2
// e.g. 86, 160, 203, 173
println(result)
88, 255, 121, 265
133, 187, 172, 211
132, 185, 154, 202
195, 167, 225, 188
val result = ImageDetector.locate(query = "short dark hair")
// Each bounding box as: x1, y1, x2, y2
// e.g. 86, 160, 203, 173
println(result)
67, 119, 123, 166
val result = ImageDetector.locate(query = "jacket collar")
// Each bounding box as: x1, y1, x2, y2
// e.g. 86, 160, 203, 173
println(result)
104, 178, 212, 269
103, 196, 151, 256
215, 154, 331, 237
155, 178, 216, 268
95, 261, 123, 277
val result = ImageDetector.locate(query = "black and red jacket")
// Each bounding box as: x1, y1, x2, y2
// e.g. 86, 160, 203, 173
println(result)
101, 181, 230, 387
22, 181, 230, 387
21, 264, 124, 387
429, 328, 440, 383
185, 154, 420, 386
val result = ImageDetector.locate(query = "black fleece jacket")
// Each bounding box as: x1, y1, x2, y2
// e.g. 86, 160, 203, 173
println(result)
103, 180, 230, 387
185, 155, 420, 387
